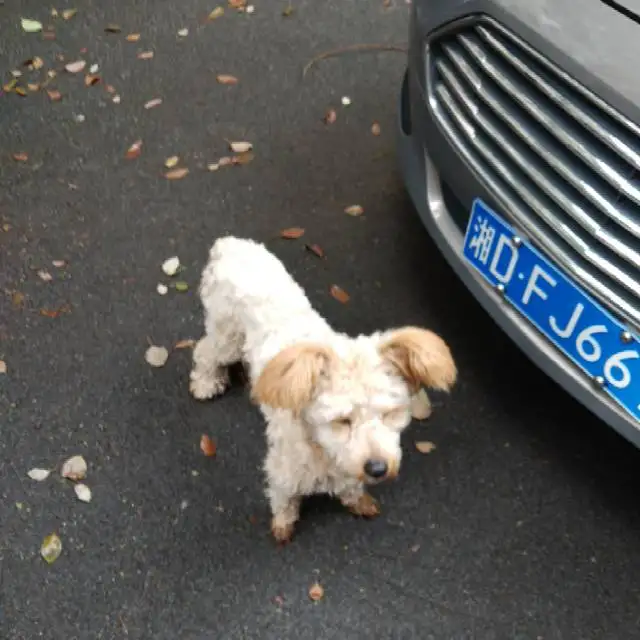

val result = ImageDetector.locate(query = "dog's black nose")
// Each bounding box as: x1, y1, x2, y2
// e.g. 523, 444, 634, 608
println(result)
364, 459, 388, 479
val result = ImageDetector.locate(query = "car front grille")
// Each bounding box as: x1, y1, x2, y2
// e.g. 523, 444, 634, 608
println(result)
427, 17, 640, 331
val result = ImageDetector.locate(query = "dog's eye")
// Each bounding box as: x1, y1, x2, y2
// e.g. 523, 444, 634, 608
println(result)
332, 417, 352, 428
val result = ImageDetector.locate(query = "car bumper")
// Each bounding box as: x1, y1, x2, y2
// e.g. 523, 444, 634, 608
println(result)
396, 3, 640, 447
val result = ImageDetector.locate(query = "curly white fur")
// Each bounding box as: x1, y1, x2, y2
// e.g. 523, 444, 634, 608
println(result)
190, 237, 457, 542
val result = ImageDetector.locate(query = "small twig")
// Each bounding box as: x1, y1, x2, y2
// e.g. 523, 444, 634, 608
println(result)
302, 43, 407, 78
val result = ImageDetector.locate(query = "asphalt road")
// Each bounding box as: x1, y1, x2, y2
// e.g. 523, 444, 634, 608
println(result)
2, 2, 640, 639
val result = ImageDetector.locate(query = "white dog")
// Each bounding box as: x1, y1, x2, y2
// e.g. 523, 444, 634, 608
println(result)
190, 237, 457, 543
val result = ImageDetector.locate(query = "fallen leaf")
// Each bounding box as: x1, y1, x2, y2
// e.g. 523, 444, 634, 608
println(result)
12, 292, 25, 307
305, 243, 325, 258
157, 283, 168, 295
28, 468, 50, 481
15, 87, 28, 97
40, 304, 71, 318
52, 260, 66, 267
41, 533, 62, 564
47, 89, 62, 101
73, 113, 86, 123
61, 455, 87, 480
207, 162, 220, 172
74, 483, 92, 503
62, 8, 78, 20
174, 281, 189, 292
28, 83, 40, 92
104, 24, 122, 33
200, 434, 217, 457
37, 270, 53, 282
26, 56, 44, 70
162, 256, 180, 276
105, 84, 116, 94
112, 95, 121, 104
177, 28, 189, 37
84, 74, 101, 86
89, 64, 99, 73
246, 4, 255, 13
341, 96, 352, 106
324, 108, 337, 124
415, 441, 436, 454
216, 73, 238, 85
280, 227, 305, 239
144, 97, 162, 109
164, 156, 179, 168
0, 360, 6, 374
308, 583, 324, 601
218, 156, 233, 166
3, 79, 18, 92
165, 167, 189, 180
145, 345, 169, 368
65, 60, 86, 73
371, 121, 381, 136
126, 33, 141, 42
12, 152, 29, 162
344, 204, 364, 217
229, 141, 252, 153
330, 285, 350, 304
21, 18, 43, 33
208, 6, 225, 19
175, 339, 196, 349
229, 0, 247, 7
282, 4, 294, 17
137, 50, 154, 60
231, 151, 255, 165
125, 140, 142, 159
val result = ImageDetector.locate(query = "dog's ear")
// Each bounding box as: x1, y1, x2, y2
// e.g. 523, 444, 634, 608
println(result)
251, 343, 335, 413
378, 327, 457, 393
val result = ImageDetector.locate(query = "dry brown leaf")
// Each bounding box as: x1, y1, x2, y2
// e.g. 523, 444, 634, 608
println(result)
280, 227, 305, 239
216, 74, 238, 85
330, 285, 350, 304
125, 140, 142, 159
84, 74, 101, 86
126, 33, 141, 42
47, 89, 62, 102
27, 83, 40, 92
52, 260, 66, 268
144, 97, 163, 109
12, 152, 29, 162
415, 441, 436, 454
217, 156, 233, 167
104, 24, 122, 33
324, 108, 337, 125
200, 434, 217, 457
105, 84, 116, 94
43, 31, 56, 40
0, 360, 6, 374
12, 292, 25, 307
15, 87, 28, 97
61, 455, 87, 481
174, 339, 196, 349
40, 304, 71, 318
65, 60, 86, 74
371, 121, 381, 136
229, 0, 247, 7
208, 6, 225, 19
308, 583, 324, 601
231, 151, 254, 166
37, 270, 53, 282
344, 204, 364, 217
137, 50, 154, 60
305, 243, 325, 258
62, 8, 78, 20
164, 156, 179, 168
229, 141, 252, 153
165, 167, 189, 180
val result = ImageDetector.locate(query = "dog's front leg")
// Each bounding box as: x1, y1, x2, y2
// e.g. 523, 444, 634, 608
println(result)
339, 486, 381, 518
267, 487, 301, 544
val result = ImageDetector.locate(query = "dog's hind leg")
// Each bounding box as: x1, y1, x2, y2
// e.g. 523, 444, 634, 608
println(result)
190, 320, 244, 400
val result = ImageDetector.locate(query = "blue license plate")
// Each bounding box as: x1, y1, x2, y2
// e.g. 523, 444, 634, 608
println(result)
463, 198, 640, 423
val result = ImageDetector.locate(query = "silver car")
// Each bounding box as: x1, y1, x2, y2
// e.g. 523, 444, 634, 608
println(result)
397, 0, 640, 446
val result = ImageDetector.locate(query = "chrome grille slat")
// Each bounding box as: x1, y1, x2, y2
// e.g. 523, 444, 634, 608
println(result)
456, 33, 640, 228
427, 17, 640, 332
435, 57, 640, 289
475, 25, 640, 171
432, 81, 640, 328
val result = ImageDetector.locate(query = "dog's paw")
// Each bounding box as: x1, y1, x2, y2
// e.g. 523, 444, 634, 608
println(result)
345, 493, 381, 518
189, 371, 228, 400
410, 389, 432, 420
271, 519, 295, 545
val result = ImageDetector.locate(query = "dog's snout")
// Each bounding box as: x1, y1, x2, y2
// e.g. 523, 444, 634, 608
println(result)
364, 459, 388, 479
